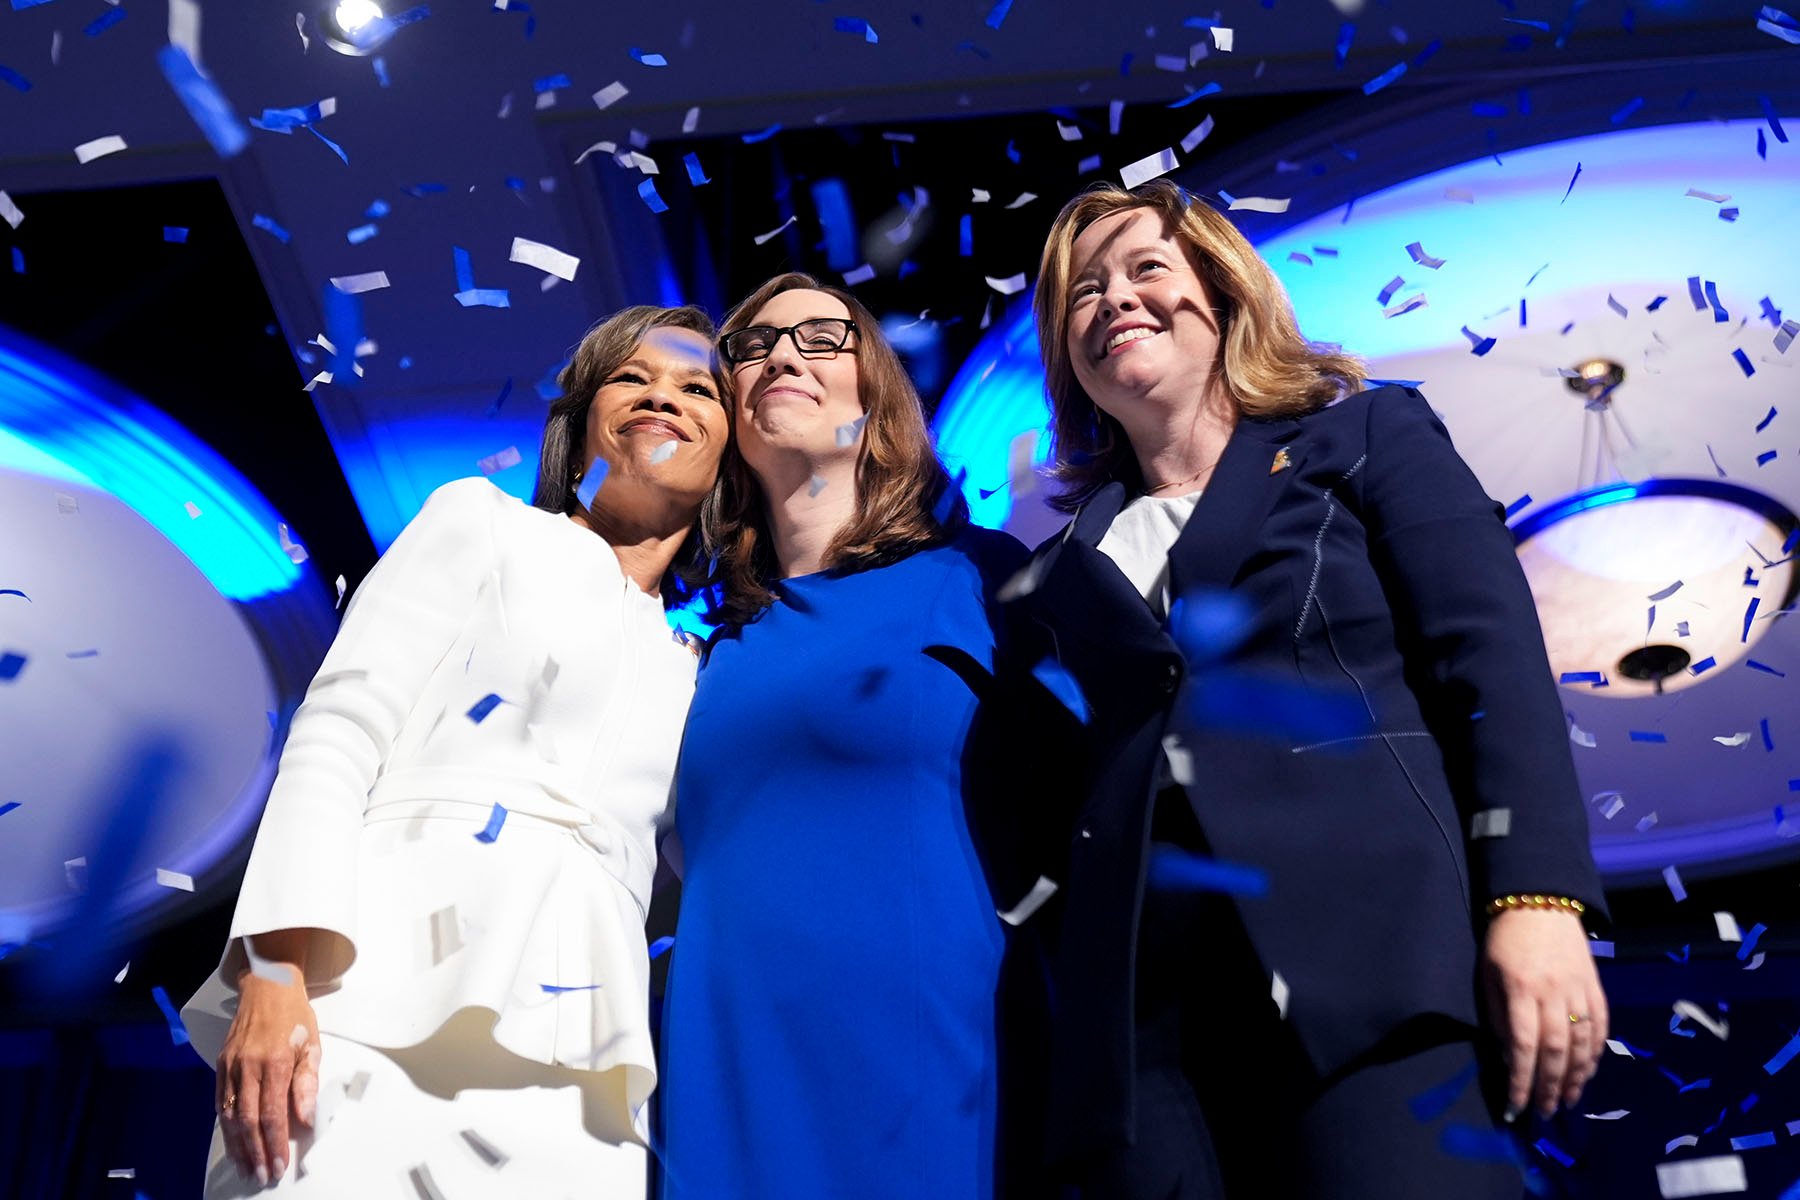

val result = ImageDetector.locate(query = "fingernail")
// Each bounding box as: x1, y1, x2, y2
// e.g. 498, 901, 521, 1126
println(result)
273, 1156, 286, 1179
1503, 1104, 1521, 1124
255, 1164, 269, 1187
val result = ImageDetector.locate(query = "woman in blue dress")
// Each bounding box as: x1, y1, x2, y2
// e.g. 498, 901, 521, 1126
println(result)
659, 273, 1052, 1199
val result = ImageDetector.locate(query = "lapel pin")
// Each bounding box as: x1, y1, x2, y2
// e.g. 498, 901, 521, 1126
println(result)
1270, 448, 1292, 475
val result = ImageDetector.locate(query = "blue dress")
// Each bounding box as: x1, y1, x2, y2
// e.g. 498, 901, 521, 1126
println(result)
661, 527, 1028, 1200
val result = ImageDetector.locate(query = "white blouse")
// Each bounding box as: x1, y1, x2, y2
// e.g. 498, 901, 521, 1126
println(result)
182, 478, 697, 1123
1094, 490, 1202, 618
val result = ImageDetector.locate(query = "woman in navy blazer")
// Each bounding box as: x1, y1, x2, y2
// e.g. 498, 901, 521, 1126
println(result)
1012, 181, 1609, 1198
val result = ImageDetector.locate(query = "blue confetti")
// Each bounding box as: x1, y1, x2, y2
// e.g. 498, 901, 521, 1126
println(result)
1119, 51, 1133, 76
1187, 669, 1368, 743
1760, 94, 1789, 143
1005, 139, 1021, 163
1412, 37, 1442, 65
1472, 101, 1507, 118
539, 983, 603, 994
1667, 944, 1691, 963
1505, 494, 1532, 518
164, 227, 188, 243
959, 214, 972, 257
1705, 279, 1729, 322
1441, 1123, 1518, 1164
0, 802, 18, 817
1534, 1138, 1574, 1168
984, 0, 1012, 29
1408, 1060, 1479, 1121
347, 223, 378, 244
1630, 730, 1667, 743
455, 288, 509, 309
1759, 128, 1769, 159
1335, 21, 1356, 67
1732, 1132, 1777, 1150
576, 459, 609, 509
1378, 276, 1405, 305
1762, 717, 1773, 751
1167, 83, 1222, 108
484, 378, 512, 417
533, 72, 570, 92
0, 65, 31, 92
1560, 162, 1583, 204
1744, 597, 1761, 642
372, 57, 389, 87
741, 123, 782, 144
1503, 17, 1552, 31
683, 153, 709, 186
1559, 671, 1607, 685
473, 803, 507, 843
637, 177, 668, 213
1519, 298, 1528, 326
1168, 589, 1254, 665
1747, 660, 1785, 677
832, 16, 878, 43
82, 6, 125, 35
0, 589, 26, 601
1738, 923, 1767, 959
10, 248, 22, 275
1460, 325, 1497, 356
630, 47, 670, 65
467, 693, 504, 723
150, 986, 190, 1046
1765, 1031, 1800, 1075
649, 935, 675, 959
306, 125, 349, 164
0, 651, 26, 681
1646, 295, 1668, 311
1735, 349, 1756, 378
453, 245, 475, 292
1362, 61, 1406, 95
1145, 846, 1269, 897
1648, 579, 1684, 601
1690, 656, 1717, 675
1756, 406, 1778, 432
1031, 658, 1090, 724
155, 46, 249, 159
252, 214, 291, 244
1609, 97, 1644, 124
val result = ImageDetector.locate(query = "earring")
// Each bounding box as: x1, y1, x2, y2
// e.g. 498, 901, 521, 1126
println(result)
572, 467, 584, 484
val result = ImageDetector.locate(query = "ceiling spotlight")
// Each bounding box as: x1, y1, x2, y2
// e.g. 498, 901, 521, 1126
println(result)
319, 0, 393, 55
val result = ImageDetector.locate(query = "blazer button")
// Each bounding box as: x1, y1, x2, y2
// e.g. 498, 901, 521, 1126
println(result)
1161, 662, 1181, 693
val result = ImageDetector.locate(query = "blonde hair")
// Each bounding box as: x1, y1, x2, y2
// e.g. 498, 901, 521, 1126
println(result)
1033, 180, 1365, 511
707, 272, 959, 626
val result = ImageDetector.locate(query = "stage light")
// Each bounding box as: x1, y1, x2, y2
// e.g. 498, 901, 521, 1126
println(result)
319, 0, 395, 56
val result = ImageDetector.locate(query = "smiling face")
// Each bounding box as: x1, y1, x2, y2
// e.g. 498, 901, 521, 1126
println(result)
1065, 207, 1224, 432
581, 325, 728, 511
728, 288, 864, 476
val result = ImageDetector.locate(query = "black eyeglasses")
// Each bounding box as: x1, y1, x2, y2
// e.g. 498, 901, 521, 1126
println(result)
720, 318, 858, 365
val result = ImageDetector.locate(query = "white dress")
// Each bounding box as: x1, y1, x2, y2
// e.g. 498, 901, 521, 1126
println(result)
181, 477, 697, 1197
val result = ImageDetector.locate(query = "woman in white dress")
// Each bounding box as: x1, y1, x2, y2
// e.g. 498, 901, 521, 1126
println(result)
180, 305, 730, 1197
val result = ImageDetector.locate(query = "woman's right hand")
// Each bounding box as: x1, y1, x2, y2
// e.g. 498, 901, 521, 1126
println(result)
216, 958, 320, 1186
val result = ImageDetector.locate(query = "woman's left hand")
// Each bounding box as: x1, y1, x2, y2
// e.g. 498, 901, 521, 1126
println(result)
1479, 907, 1608, 1120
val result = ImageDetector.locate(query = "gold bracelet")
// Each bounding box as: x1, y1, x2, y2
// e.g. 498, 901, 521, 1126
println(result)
1485, 893, 1586, 919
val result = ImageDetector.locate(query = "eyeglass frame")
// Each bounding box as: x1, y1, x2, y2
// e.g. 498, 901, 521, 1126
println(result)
718, 318, 860, 366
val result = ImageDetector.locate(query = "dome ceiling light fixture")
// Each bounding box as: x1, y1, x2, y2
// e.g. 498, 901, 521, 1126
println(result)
317, 0, 428, 57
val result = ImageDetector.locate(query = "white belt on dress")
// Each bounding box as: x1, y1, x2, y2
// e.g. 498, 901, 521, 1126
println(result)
363, 771, 655, 921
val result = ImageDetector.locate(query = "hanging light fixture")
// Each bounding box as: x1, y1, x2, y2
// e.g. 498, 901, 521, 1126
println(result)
318, 0, 396, 56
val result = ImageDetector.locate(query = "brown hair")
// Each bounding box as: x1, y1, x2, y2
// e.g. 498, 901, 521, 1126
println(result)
1034, 180, 1365, 512
707, 272, 958, 627
532, 304, 728, 604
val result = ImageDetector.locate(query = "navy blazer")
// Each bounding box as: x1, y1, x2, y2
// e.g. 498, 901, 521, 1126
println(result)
1015, 384, 1607, 1161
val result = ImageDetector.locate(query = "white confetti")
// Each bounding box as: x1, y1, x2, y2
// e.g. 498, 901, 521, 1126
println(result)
753, 215, 797, 246
329, 271, 390, 294
1161, 733, 1194, 786
1120, 147, 1179, 189
1664, 1134, 1701, 1154
1584, 1110, 1631, 1120
835, 414, 868, 447
574, 140, 617, 164
1637, 812, 1659, 832
1444, 186, 1476, 204
1227, 195, 1291, 213
334, 575, 347, 609
842, 264, 876, 286
1655, 1155, 1747, 1198
807, 475, 827, 497
985, 273, 1028, 296
998, 875, 1059, 925
295, 11, 309, 51
1109, 99, 1124, 135
1684, 188, 1731, 204
277, 522, 309, 564
75, 135, 128, 164
626, 151, 659, 175
1153, 53, 1187, 72
1605, 1038, 1635, 1057
345, 1069, 371, 1100
1714, 911, 1742, 942
426, 905, 462, 966
1382, 294, 1429, 318
287, 1023, 308, 1049
65, 856, 88, 891
1469, 808, 1511, 839
534, 91, 555, 111
184, 501, 202, 519
1672, 999, 1729, 1040
1211, 26, 1234, 51
649, 441, 678, 464
1570, 721, 1597, 748
476, 446, 522, 476
106, 1170, 135, 1180
460, 1129, 508, 1168
1271, 970, 1290, 1018
1663, 864, 1687, 901
168, 0, 202, 65
1712, 732, 1752, 746
1003, 192, 1038, 209
509, 236, 580, 281
682, 106, 700, 133
592, 81, 629, 110
971, 188, 991, 203
996, 558, 1046, 603
303, 370, 333, 392
409, 1164, 448, 1200
155, 867, 194, 891
0, 191, 23, 230
245, 939, 296, 987
1181, 114, 1215, 154
114, 961, 129, 983
1056, 121, 1082, 142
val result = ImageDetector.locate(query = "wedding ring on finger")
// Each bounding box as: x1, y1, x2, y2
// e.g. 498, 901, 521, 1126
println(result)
221, 1093, 238, 1115
1569, 1012, 1592, 1024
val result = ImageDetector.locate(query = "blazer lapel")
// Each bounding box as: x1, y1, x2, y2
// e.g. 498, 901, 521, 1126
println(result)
1167, 419, 1306, 601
